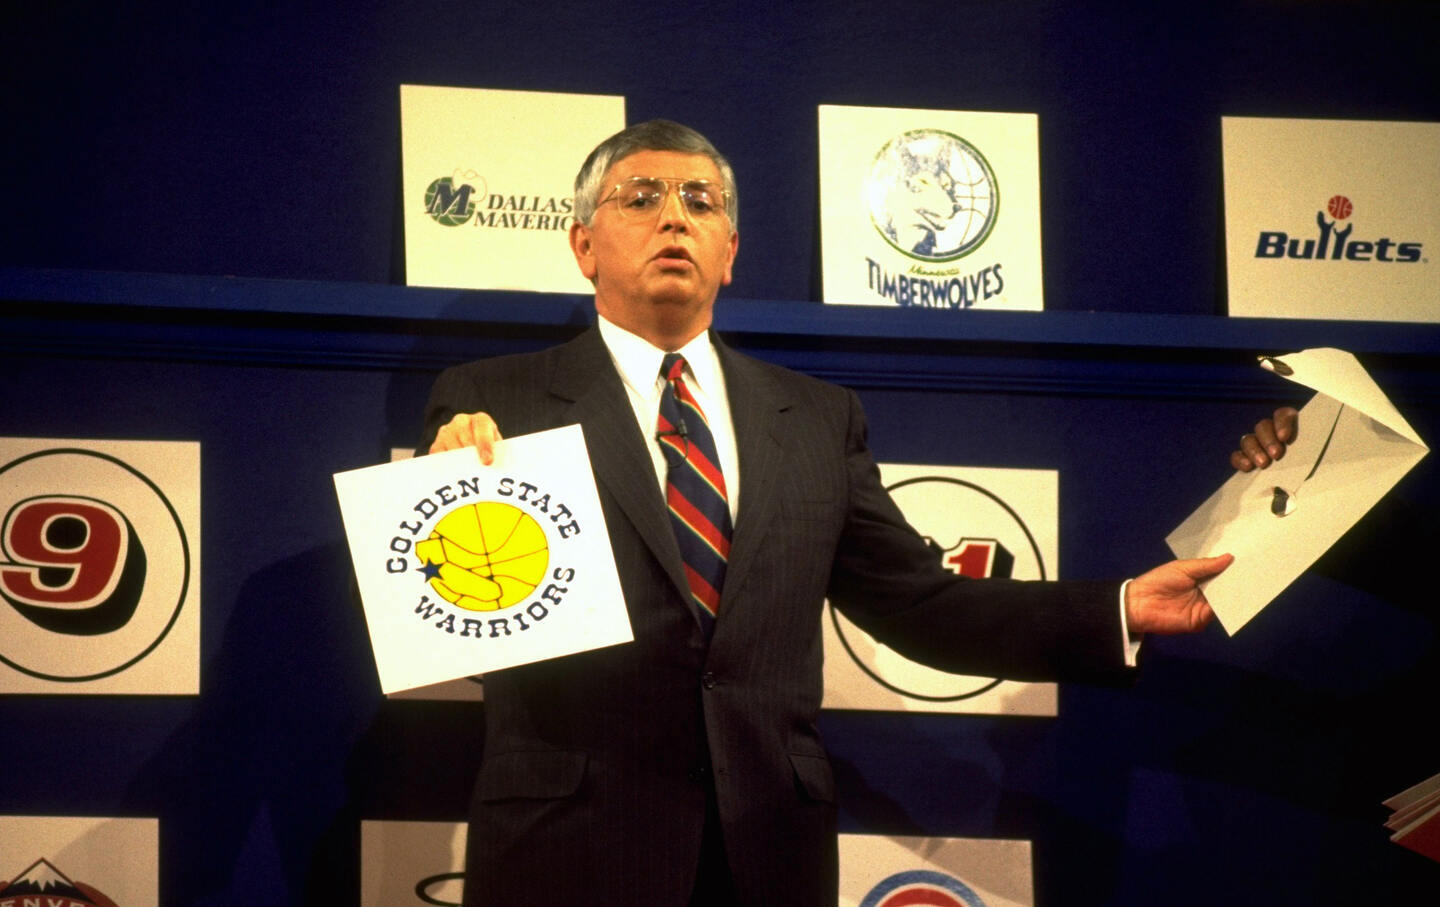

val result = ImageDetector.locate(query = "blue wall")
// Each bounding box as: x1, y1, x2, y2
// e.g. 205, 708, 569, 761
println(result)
4, 2, 1440, 904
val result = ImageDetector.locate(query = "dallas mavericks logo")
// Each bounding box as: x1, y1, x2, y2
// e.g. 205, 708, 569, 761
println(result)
424, 170, 486, 226
867, 129, 999, 263
859, 869, 987, 907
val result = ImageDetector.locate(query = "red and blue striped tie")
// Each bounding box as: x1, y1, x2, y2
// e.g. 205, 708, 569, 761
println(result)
657, 353, 731, 636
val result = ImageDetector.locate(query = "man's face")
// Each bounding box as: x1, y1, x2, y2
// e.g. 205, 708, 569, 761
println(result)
570, 150, 739, 350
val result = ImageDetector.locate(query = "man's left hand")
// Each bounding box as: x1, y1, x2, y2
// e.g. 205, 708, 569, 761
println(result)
1125, 554, 1233, 635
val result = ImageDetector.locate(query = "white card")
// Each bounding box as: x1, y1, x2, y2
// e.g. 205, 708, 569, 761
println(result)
335, 425, 630, 692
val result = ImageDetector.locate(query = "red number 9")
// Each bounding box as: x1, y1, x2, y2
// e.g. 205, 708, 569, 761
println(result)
1, 496, 128, 608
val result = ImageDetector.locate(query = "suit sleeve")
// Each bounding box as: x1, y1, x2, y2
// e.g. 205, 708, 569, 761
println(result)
416, 362, 489, 457
824, 388, 1131, 684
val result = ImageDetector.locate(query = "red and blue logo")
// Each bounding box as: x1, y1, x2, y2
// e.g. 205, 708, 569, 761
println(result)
859, 869, 987, 907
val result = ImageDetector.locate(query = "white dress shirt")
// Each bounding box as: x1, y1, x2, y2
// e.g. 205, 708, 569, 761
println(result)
596, 315, 741, 525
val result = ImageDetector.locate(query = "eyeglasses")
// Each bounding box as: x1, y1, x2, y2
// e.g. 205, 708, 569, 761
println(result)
599, 176, 731, 222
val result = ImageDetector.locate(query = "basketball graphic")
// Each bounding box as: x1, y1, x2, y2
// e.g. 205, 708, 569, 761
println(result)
1327, 195, 1353, 219
415, 502, 548, 611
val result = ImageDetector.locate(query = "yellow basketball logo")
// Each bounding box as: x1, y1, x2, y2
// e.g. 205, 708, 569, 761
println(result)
414, 502, 549, 611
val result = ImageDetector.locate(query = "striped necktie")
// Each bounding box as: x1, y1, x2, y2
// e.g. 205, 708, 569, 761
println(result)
656, 353, 732, 635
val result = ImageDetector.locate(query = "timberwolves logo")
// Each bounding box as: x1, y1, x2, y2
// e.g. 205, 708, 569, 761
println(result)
827, 470, 1051, 704
867, 130, 999, 263
0, 447, 190, 683
859, 869, 987, 907
0, 857, 121, 906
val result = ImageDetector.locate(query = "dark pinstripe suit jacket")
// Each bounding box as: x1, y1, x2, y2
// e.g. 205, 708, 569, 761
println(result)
421, 326, 1127, 906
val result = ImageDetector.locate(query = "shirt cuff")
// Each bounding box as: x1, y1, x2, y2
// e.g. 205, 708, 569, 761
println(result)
1119, 578, 1141, 667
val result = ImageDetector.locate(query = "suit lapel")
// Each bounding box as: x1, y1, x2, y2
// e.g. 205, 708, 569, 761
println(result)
549, 329, 691, 606
716, 340, 790, 617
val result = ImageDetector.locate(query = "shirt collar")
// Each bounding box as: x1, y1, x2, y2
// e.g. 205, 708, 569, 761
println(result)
597, 315, 722, 398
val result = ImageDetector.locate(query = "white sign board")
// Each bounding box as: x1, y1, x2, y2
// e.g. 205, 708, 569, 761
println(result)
0, 438, 200, 695
840, 833, 1033, 907
0, 816, 159, 907
820, 104, 1044, 311
400, 84, 624, 293
1223, 116, 1439, 322
335, 426, 630, 693
361, 820, 467, 907
823, 463, 1059, 716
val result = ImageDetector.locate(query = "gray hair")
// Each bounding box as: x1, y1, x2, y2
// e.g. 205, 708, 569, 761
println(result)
573, 119, 738, 231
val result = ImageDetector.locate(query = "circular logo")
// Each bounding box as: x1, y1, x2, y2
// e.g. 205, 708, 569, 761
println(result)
859, 869, 987, 907
867, 129, 999, 263
0, 449, 190, 682
1326, 195, 1353, 220
424, 174, 483, 226
414, 871, 465, 906
415, 502, 549, 611
829, 476, 1046, 702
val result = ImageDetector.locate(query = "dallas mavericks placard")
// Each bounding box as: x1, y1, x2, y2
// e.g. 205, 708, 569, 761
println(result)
819, 104, 1044, 310
822, 463, 1060, 717
1222, 116, 1438, 323
334, 425, 630, 693
400, 85, 624, 294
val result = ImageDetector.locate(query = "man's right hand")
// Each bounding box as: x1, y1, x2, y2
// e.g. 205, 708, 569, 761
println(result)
430, 411, 503, 464
1231, 406, 1298, 472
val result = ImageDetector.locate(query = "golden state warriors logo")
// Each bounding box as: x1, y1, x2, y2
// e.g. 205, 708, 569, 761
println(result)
337, 428, 631, 694
0, 441, 198, 692
384, 475, 580, 640
867, 129, 999, 263
416, 501, 549, 611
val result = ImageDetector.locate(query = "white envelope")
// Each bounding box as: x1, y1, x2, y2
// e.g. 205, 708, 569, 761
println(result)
334, 425, 630, 693
1166, 348, 1428, 634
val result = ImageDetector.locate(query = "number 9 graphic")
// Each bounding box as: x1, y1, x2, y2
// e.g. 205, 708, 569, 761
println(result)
1, 496, 147, 635
0, 447, 190, 683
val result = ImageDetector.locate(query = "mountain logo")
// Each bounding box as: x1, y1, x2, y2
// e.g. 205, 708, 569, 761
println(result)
0, 856, 120, 907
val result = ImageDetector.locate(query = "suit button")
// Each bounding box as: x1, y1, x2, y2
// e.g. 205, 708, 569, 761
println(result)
701, 672, 717, 689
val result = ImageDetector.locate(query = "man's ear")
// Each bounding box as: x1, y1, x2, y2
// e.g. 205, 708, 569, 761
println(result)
721, 228, 738, 286
570, 221, 598, 282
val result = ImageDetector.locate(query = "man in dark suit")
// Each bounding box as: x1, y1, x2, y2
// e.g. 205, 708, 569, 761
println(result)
421, 120, 1230, 906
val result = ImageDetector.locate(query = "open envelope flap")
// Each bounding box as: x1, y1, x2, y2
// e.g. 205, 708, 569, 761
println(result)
1166, 382, 1428, 634
1261, 347, 1428, 449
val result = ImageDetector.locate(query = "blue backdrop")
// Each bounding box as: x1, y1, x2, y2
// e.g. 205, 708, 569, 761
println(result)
3, 2, 1440, 904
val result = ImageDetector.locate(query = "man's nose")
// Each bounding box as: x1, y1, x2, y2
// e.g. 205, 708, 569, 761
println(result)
657, 188, 689, 231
